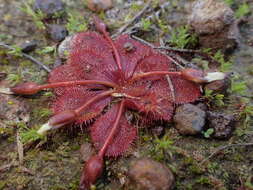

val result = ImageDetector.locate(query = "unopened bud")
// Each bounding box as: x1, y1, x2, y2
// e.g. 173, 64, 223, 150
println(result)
37, 110, 77, 135
49, 110, 77, 127
93, 16, 107, 33
181, 69, 206, 83
80, 155, 104, 190
11, 82, 40, 95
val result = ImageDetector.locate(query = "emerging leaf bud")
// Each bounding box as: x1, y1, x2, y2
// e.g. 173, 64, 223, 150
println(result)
181, 69, 226, 84
37, 110, 77, 135
181, 69, 206, 84
93, 16, 107, 33
49, 110, 77, 127
80, 155, 104, 190
11, 82, 40, 95
204, 72, 226, 83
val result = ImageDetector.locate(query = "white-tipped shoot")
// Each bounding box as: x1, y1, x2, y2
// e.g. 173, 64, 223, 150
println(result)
0, 87, 14, 95
37, 122, 53, 135
204, 72, 226, 83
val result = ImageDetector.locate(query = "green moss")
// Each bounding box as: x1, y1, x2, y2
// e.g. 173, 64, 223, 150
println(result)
32, 107, 52, 120
168, 26, 198, 49
20, 2, 46, 30
235, 3, 251, 18
0, 181, 6, 190
213, 51, 233, 72
20, 128, 45, 144
66, 11, 88, 34
141, 18, 152, 31
7, 73, 22, 85
196, 176, 211, 185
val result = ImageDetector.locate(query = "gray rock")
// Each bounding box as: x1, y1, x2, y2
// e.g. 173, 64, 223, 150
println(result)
58, 35, 75, 59
174, 104, 206, 135
188, 0, 240, 52
207, 111, 235, 139
47, 24, 68, 42
21, 40, 37, 53
34, 0, 64, 16
128, 158, 174, 190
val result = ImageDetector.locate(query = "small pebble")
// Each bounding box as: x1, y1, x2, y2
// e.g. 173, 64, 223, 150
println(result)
207, 111, 235, 139
128, 158, 174, 190
86, 0, 112, 12
21, 40, 37, 53
174, 104, 206, 135
58, 35, 74, 59
34, 0, 64, 16
47, 24, 68, 42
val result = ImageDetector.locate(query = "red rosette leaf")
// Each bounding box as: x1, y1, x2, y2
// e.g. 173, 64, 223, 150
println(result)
91, 103, 137, 157
52, 87, 111, 124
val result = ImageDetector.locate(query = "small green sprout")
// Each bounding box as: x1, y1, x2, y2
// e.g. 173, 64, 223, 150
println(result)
203, 128, 214, 138
141, 18, 152, 31
204, 89, 225, 107
7, 73, 22, 85
7, 45, 22, 57
20, 128, 45, 144
37, 46, 56, 55
168, 26, 197, 49
230, 75, 247, 95
213, 51, 233, 72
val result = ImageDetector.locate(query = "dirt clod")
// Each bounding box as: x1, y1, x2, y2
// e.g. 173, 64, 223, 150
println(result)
207, 111, 235, 139
128, 158, 174, 190
188, 0, 239, 53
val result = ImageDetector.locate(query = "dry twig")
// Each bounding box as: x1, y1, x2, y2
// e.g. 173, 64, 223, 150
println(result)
0, 42, 51, 72
17, 131, 24, 165
112, 0, 152, 38
200, 143, 253, 165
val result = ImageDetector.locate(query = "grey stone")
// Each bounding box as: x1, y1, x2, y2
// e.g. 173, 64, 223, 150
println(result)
21, 40, 37, 53
58, 35, 75, 59
174, 104, 206, 135
48, 24, 68, 42
34, 0, 64, 16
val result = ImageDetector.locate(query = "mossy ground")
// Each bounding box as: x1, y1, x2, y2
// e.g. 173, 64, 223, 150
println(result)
0, 0, 252, 190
